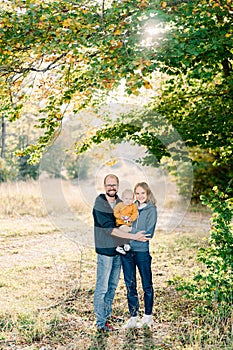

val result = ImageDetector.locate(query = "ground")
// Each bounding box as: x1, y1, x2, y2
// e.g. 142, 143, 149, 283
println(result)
0, 209, 214, 350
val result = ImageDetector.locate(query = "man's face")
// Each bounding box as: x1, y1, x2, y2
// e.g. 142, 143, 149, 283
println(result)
104, 177, 119, 197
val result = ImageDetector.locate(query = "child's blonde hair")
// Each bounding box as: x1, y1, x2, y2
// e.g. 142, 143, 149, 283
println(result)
122, 189, 134, 199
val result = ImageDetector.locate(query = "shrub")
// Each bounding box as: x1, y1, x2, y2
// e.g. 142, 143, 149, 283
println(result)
176, 185, 233, 306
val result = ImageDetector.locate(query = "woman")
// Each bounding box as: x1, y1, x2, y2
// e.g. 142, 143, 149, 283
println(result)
121, 182, 157, 329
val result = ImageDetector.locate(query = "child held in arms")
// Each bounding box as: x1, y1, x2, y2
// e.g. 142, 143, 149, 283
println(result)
113, 189, 138, 255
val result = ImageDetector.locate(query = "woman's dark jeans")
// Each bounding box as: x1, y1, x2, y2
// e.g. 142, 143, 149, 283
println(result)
121, 251, 154, 317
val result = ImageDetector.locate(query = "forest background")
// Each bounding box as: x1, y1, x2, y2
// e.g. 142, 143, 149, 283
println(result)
0, 0, 232, 349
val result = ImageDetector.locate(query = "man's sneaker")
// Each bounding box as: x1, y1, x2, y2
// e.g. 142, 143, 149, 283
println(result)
136, 314, 153, 328
124, 244, 131, 252
122, 316, 138, 329
116, 246, 126, 255
105, 322, 115, 331
97, 322, 115, 333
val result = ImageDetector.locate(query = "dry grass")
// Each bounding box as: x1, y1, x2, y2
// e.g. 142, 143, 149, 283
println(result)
0, 181, 232, 349
0, 179, 90, 218
0, 180, 46, 217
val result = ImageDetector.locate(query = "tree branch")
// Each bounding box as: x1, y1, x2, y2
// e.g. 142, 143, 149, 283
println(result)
222, 59, 232, 78
0, 53, 67, 76
166, 0, 193, 5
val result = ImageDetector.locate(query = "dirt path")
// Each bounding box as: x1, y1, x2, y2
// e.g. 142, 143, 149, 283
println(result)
0, 210, 210, 271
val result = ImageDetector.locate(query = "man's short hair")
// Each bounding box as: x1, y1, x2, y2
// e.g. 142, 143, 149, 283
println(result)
104, 174, 119, 185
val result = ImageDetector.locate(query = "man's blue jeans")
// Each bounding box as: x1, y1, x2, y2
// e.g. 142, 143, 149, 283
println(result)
121, 251, 154, 317
94, 254, 121, 328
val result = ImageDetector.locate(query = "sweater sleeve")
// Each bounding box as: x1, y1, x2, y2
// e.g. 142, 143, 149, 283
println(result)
144, 206, 157, 238
131, 205, 157, 238
93, 196, 116, 232
113, 202, 123, 219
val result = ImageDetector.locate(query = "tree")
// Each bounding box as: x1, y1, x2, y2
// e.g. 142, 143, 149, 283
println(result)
1, 114, 6, 159
0, 0, 164, 160
175, 186, 233, 307
75, 0, 233, 197
0, 0, 232, 195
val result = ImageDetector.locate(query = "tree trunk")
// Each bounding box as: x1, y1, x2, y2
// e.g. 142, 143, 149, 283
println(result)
1, 114, 6, 159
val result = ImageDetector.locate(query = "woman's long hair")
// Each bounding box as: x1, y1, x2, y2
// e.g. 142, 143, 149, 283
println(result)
134, 182, 156, 205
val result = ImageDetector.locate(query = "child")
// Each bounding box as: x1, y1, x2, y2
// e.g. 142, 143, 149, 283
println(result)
113, 189, 138, 255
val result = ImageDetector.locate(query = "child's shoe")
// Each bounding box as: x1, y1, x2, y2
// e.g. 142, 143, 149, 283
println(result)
123, 244, 131, 252
116, 246, 126, 255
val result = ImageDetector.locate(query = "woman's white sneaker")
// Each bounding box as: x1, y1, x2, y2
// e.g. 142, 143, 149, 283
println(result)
136, 314, 153, 328
122, 316, 139, 329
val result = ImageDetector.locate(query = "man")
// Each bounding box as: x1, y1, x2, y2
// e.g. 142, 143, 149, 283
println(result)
93, 174, 149, 332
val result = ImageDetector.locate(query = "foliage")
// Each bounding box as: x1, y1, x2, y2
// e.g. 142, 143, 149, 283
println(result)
164, 147, 233, 201
0, 0, 232, 195
65, 155, 90, 180
74, 0, 233, 198
0, 0, 164, 162
17, 155, 39, 180
0, 117, 41, 181
175, 185, 233, 305
0, 158, 15, 182
190, 148, 233, 202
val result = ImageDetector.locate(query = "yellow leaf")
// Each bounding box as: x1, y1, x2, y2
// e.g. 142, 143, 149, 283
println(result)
143, 80, 152, 89
67, 56, 75, 63
138, 0, 149, 8
225, 33, 231, 37
14, 80, 22, 87
161, 1, 167, 8
105, 159, 118, 166
62, 18, 71, 27
114, 41, 123, 48
114, 29, 121, 35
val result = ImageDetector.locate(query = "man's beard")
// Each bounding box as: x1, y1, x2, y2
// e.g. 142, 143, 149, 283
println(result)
106, 190, 117, 198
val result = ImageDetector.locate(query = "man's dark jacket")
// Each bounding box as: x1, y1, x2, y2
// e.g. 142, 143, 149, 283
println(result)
93, 193, 126, 256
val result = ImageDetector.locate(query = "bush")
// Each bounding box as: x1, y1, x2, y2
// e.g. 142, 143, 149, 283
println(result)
176, 185, 233, 306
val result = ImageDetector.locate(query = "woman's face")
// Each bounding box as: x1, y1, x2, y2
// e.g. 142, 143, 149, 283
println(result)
135, 186, 147, 204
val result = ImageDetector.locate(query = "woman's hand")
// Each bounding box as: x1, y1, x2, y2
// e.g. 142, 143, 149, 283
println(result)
111, 228, 150, 241
134, 231, 150, 242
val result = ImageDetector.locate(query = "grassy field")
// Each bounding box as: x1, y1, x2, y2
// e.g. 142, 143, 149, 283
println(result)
0, 180, 232, 349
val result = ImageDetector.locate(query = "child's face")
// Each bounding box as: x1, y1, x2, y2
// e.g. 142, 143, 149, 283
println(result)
123, 194, 134, 206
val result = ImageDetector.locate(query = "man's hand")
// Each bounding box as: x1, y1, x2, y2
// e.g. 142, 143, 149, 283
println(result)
120, 225, 131, 233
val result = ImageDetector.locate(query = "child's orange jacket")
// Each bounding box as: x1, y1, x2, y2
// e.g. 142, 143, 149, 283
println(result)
113, 202, 138, 226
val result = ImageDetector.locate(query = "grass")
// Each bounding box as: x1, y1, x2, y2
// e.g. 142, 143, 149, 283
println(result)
0, 180, 232, 349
